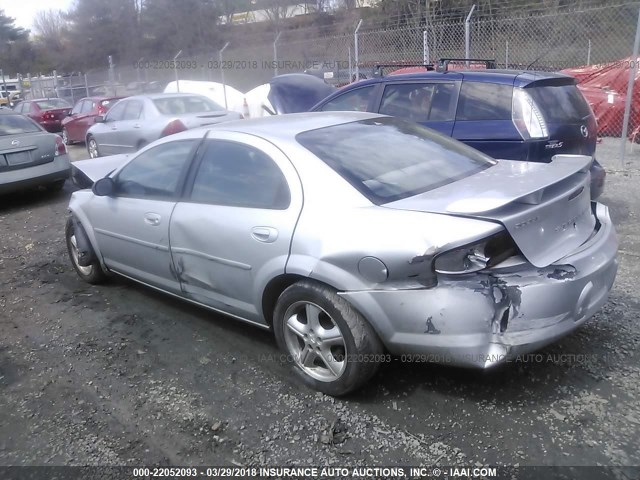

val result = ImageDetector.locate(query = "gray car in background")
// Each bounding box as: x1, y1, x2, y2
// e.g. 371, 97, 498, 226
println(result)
85, 93, 242, 158
0, 109, 70, 194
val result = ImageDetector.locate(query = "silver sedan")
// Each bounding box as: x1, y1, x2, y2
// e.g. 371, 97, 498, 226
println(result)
66, 112, 618, 395
85, 93, 242, 158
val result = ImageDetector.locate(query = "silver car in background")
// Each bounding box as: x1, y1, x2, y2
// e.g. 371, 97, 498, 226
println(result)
85, 93, 242, 158
0, 109, 70, 194
67, 112, 618, 395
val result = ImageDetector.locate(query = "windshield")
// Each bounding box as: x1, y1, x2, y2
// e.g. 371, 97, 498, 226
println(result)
297, 116, 495, 204
153, 96, 223, 115
35, 99, 71, 109
0, 114, 42, 136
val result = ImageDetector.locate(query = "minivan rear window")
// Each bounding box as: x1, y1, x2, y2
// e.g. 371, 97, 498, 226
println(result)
527, 84, 592, 123
297, 116, 495, 204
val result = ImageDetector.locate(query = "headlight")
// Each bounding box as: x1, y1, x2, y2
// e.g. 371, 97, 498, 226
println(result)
434, 231, 518, 275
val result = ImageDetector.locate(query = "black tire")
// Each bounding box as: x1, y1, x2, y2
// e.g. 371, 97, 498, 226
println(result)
273, 280, 383, 396
65, 217, 106, 284
87, 135, 100, 158
136, 140, 148, 151
48, 179, 66, 191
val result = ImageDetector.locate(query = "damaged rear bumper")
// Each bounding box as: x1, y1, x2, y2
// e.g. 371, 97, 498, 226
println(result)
339, 202, 618, 368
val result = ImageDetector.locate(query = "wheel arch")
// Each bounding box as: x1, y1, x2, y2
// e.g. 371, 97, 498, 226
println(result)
67, 201, 107, 272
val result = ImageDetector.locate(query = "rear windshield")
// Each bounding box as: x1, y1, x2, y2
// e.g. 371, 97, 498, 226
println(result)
0, 114, 42, 136
528, 84, 592, 123
153, 96, 223, 115
297, 116, 495, 204
35, 99, 71, 109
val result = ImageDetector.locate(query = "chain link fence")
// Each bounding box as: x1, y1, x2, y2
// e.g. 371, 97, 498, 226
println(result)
15, 1, 640, 167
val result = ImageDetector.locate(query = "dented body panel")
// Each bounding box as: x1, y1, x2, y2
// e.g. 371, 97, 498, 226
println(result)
339, 203, 617, 367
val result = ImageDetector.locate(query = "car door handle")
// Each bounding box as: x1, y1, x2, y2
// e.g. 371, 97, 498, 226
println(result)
251, 227, 278, 243
144, 213, 161, 226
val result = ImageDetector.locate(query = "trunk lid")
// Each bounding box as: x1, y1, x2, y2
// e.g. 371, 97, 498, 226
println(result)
174, 111, 243, 129
0, 132, 58, 169
384, 154, 594, 268
44, 108, 72, 120
71, 154, 130, 184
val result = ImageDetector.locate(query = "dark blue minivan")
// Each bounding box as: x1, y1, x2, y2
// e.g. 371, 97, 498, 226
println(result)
310, 70, 605, 198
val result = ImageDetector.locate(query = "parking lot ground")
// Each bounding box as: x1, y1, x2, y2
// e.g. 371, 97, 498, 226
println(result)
0, 140, 639, 467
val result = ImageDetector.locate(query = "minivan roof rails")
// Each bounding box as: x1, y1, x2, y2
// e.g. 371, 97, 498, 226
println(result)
437, 58, 497, 71
373, 63, 435, 77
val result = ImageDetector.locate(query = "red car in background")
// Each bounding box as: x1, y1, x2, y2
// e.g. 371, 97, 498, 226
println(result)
13, 98, 72, 133
61, 96, 123, 145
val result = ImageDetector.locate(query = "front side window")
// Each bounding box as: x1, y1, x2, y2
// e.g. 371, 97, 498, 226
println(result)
379, 83, 458, 122
297, 117, 494, 204
80, 100, 94, 114
71, 100, 85, 115
318, 86, 375, 112
106, 101, 127, 121
190, 140, 290, 209
123, 100, 143, 120
115, 140, 196, 199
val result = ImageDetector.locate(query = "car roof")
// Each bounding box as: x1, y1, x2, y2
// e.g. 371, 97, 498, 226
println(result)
175, 111, 384, 143
126, 93, 209, 101
340, 69, 574, 88
0, 108, 21, 115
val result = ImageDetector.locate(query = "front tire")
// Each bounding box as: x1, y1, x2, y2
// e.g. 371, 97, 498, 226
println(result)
273, 280, 383, 396
87, 136, 100, 158
65, 217, 106, 284
62, 128, 72, 145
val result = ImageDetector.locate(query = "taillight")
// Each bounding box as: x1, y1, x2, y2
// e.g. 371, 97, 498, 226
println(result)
434, 231, 518, 275
512, 88, 548, 140
97, 105, 106, 115
160, 119, 187, 137
55, 136, 67, 156
43, 112, 54, 120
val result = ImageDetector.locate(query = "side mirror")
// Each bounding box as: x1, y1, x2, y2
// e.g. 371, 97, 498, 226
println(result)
92, 177, 115, 196
94, 115, 105, 123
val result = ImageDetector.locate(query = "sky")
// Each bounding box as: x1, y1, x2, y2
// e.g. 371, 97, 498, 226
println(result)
0, 0, 74, 30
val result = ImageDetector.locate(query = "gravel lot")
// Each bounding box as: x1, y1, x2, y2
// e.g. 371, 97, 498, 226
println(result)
0, 140, 639, 469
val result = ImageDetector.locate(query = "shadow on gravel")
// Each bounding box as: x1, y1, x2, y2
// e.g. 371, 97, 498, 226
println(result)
0, 180, 76, 214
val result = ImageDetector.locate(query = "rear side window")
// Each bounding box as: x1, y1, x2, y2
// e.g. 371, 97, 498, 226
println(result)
456, 82, 513, 121
379, 83, 457, 122
190, 141, 290, 209
318, 86, 375, 112
527, 84, 592, 122
297, 117, 494, 204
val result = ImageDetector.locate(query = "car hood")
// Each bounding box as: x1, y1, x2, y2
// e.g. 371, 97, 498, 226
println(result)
384, 154, 595, 268
71, 154, 130, 183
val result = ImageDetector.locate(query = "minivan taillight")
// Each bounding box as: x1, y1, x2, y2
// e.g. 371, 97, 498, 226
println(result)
512, 88, 548, 140
160, 119, 187, 137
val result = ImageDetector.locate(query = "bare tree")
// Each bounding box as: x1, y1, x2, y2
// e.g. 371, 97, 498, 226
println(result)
32, 10, 67, 50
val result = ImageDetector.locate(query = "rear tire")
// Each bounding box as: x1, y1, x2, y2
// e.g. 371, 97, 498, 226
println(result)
87, 136, 100, 158
48, 179, 66, 191
273, 280, 383, 396
65, 217, 106, 285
